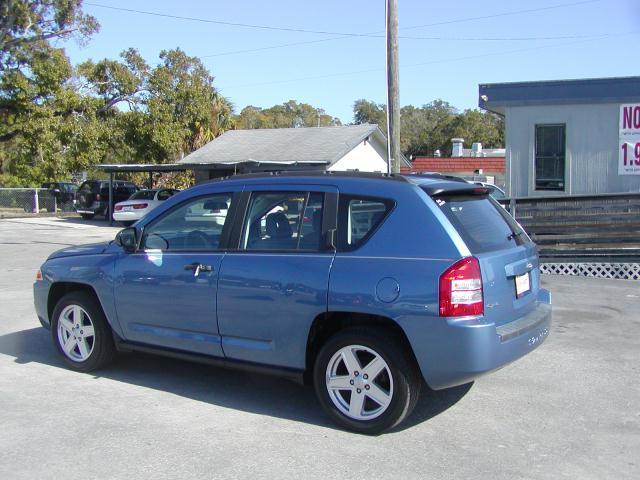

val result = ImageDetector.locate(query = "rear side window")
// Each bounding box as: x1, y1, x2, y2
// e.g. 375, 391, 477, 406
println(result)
241, 191, 324, 251
156, 189, 177, 201
337, 195, 393, 251
435, 195, 526, 253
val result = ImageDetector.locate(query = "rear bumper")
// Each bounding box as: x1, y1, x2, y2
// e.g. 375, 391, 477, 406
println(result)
112, 210, 144, 221
75, 202, 106, 215
404, 289, 552, 390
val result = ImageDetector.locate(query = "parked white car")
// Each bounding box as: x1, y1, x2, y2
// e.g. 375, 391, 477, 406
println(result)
113, 189, 180, 226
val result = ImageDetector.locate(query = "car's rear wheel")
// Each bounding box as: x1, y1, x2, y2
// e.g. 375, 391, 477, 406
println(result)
119, 221, 134, 227
313, 327, 421, 434
51, 291, 116, 372
80, 213, 94, 220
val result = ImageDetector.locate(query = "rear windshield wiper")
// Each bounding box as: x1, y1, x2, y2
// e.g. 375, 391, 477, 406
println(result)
507, 231, 524, 241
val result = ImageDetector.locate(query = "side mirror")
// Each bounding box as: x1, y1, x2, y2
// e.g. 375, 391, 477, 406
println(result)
115, 227, 138, 253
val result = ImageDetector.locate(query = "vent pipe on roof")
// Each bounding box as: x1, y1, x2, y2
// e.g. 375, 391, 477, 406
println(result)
434, 149, 441, 157
451, 138, 464, 157
471, 142, 482, 157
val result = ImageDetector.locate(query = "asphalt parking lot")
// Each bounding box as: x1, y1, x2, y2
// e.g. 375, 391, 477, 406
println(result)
0, 216, 638, 479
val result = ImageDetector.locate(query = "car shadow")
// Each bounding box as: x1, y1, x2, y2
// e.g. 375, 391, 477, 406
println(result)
0, 327, 471, 434
55, 216, 123, 229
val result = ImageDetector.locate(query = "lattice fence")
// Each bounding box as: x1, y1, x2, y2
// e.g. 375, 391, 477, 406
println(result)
540, 262, 640, 281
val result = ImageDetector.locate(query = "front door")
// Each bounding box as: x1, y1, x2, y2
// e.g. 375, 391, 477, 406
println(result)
113, 191, 237, 356
217, 186, 337, 370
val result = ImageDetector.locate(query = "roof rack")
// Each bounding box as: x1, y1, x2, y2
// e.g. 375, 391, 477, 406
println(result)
224, 170, 409, 182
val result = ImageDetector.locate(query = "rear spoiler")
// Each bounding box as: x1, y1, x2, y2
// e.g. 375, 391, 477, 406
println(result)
421, 184, 490, 197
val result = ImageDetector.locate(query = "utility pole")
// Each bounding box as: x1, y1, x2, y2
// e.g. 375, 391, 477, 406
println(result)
386, 0, 401, 174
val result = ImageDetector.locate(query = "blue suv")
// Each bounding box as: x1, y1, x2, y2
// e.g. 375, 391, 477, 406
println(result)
33, 172, 551, 434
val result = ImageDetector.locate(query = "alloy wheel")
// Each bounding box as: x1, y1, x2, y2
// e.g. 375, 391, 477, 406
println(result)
57, 305, 95, 362
325, 345, 394, 421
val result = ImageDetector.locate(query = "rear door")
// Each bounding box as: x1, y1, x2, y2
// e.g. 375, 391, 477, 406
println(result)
216, 185, 337, 369
434, 193, 539, 326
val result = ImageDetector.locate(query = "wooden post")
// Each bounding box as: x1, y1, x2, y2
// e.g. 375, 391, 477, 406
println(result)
386, 0, 401, 174
108, 172, 113, 226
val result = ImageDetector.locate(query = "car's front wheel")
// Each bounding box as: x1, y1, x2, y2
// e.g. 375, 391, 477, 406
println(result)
313, 327, 421, 434
51, 291, 116, 372
80, 213, 94, 220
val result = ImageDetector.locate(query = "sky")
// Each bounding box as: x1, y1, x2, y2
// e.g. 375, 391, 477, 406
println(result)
63, 0, 640, 123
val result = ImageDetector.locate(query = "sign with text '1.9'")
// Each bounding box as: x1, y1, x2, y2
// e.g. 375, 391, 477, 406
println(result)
619, 104, 640, 175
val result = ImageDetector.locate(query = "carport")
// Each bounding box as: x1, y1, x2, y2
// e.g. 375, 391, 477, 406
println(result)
96, 163, 212, 226
97, 160, 331, 225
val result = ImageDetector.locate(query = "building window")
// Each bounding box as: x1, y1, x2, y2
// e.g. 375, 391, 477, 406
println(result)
535, 124, 566, 191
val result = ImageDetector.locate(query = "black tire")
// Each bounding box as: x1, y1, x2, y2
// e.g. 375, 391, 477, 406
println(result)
119, 221, 135, 227
80, 213, 94, 220
313, 327, 421, 434
51, 291, 116, 372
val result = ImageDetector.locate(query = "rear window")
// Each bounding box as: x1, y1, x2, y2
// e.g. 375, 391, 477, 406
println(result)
337, 195, 394, 251
131, 190, 156, 200
434, 195, 527, 253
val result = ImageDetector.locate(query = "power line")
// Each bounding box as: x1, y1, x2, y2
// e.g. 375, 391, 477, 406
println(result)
201, 32, 606, 58
84, 2, 375, 37
86, 0, 602, 42
217, 31, 637, 91
401, 0, 602, 30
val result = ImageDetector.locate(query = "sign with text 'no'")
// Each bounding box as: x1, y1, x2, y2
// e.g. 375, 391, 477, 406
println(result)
619, 104, 640, 175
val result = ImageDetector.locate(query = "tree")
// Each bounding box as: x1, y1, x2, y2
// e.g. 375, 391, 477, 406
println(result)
353, 99, 386, 129
353, 98, 504, 158
0, 0, 98, 141
451, 109, 504, 151
0, 0, 98, 184
235, 100, 341, 129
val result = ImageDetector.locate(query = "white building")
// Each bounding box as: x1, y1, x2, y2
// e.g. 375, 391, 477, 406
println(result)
178, 124, 410, 183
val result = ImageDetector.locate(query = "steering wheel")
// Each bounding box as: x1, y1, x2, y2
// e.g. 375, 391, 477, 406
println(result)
186, 230, 209, 249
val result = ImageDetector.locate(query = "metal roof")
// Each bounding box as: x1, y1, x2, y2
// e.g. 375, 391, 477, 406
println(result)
479, 76, 640, 114
178, 124, 410, 167
96, 163, 199, 173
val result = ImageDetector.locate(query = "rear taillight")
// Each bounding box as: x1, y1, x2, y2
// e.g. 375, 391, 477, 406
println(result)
132, 203, 148, 209
114, 204, 123, 211
439, 257, 484, 317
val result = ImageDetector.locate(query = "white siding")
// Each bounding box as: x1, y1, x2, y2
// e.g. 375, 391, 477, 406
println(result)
506, 103, 640, 196
328, 138, 389, 172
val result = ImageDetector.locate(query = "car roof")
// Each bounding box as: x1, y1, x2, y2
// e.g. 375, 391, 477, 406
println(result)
194, 170, 477, 197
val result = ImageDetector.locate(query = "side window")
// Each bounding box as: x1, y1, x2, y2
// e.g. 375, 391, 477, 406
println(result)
156, 189, 173, 201
241, 191, 324, 251
142, 193, 232, 251
337, 195, 393, 251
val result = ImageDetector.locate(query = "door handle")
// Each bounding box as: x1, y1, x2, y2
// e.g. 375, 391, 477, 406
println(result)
184, 263, 213, 276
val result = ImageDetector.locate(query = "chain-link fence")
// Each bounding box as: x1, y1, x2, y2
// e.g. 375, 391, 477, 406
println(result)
0, 188, 74, 216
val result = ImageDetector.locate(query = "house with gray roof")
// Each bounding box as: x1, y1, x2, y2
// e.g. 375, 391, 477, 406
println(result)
177, 124, 409, 183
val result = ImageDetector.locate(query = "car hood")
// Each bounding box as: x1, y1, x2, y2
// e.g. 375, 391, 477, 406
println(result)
48, 241, 112, 260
